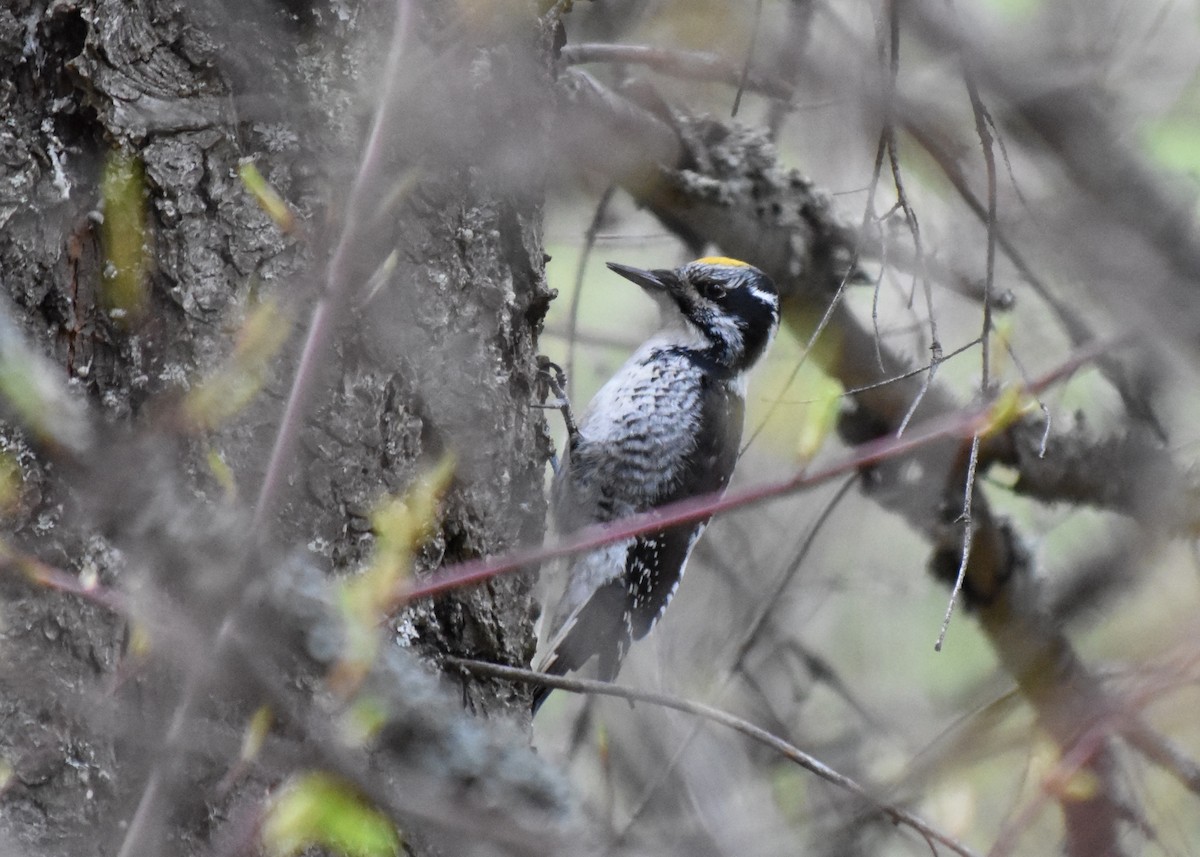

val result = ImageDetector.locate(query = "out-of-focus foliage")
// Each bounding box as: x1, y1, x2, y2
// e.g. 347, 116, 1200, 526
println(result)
239, 160, 297, 234
333, 457, 454, 693
99, 150, 149, 324
183, 297, 292, 430
262, 772, 402, 857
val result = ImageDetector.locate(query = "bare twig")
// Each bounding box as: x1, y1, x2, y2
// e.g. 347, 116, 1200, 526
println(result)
561, 43, 794, 101
882, 0, 940, 437
252, 0, 414, 531
731, 0, 764, 117
446, 657, 984, 857
619, 475, 861, 834
565, 185, 616, 401
401, 338, 1117, 606
934, 431, 981, 652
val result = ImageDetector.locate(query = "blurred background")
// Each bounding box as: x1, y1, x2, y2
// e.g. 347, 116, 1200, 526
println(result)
530, 1, 1200, 855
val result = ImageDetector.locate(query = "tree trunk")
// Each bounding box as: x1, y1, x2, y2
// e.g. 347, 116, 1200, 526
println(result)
0, 0, 555, 853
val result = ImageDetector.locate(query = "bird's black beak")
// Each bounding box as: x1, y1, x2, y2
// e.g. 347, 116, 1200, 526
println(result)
606, 262, 670, 294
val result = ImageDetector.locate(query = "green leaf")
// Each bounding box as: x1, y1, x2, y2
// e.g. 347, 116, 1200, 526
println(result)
239, 159, 296, 233
182, 297, 292, 430
262, 772, 402, 857
100, 150, 149, 325
0, 451, 21, 514
332, 457, 454, 693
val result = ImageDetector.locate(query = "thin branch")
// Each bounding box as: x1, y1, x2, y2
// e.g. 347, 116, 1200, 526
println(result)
930, 0, 997, 655
957, 26, 998, 397
741, 94, 890, 454
834, 0, 940, 444
0, 547, 128, 615
1124, 721, 1200, 798
899, 120, 1164, 439
446, 657, 984, 857
252, 0, 414, 531
731, 0, 764, 117
730, 475, 859, 670
561, 43, 794, 101
565, 185, 616, 401
883, 0, 940, 437
399, 338, 1117, 607
934, 431, 981, 652
619, 475, 860, 835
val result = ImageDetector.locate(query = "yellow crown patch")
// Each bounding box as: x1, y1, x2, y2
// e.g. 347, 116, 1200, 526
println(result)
694, 256, 751, 267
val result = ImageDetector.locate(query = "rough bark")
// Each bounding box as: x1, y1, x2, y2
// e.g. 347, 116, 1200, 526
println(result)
1, 0, 557, 853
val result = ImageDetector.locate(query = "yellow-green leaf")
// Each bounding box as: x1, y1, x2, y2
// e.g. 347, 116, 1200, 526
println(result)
262, 772, 401, 857
239, 160, 297, 233
332, 457, 455, 693
0, 323, 93, 452
206, 448, 238, 502
240, 706, 273, 763
795, 394, 840, 466
982, 384, 1031, 436
183, 297, 292, 430
339, 695, 390, 747
100, 150, 149, 324
347, 456, 456, 620
0, 453, 21, 514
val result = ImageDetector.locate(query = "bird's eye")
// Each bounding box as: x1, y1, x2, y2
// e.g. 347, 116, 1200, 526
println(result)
698, 281, 727, 300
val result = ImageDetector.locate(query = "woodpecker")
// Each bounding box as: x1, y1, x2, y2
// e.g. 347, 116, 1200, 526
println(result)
534, 257, 780, 712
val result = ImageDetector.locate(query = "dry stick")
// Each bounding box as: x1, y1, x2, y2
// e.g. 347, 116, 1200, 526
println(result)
446, 657, 984, 857
564, 185, 616, 401
731, 0, 764, 117
561, 44, 794, 101
933, 0, 999, 653
899, 121, 1163, 441
868, 0, 893, 374
934, 431, 980, 652
399, 338, 1118, 608
739, 116, 888, 454
778, 336, 979, 406
930, 6, 1128, 852
252, 0, 413, 531
881, 0, 941, 437
857, 15, 894, 378
617, 475, 860, 838
842, 3, 1155, 439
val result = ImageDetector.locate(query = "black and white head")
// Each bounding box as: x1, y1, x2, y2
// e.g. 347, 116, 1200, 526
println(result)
606, 257, 780, 373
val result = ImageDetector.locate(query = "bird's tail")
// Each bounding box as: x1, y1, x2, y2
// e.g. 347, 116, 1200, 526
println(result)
531, 615, 630, 715
531, 653, 568, 715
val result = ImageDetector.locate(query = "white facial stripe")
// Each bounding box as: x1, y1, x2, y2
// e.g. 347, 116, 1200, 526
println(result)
746, 282, 779, 311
